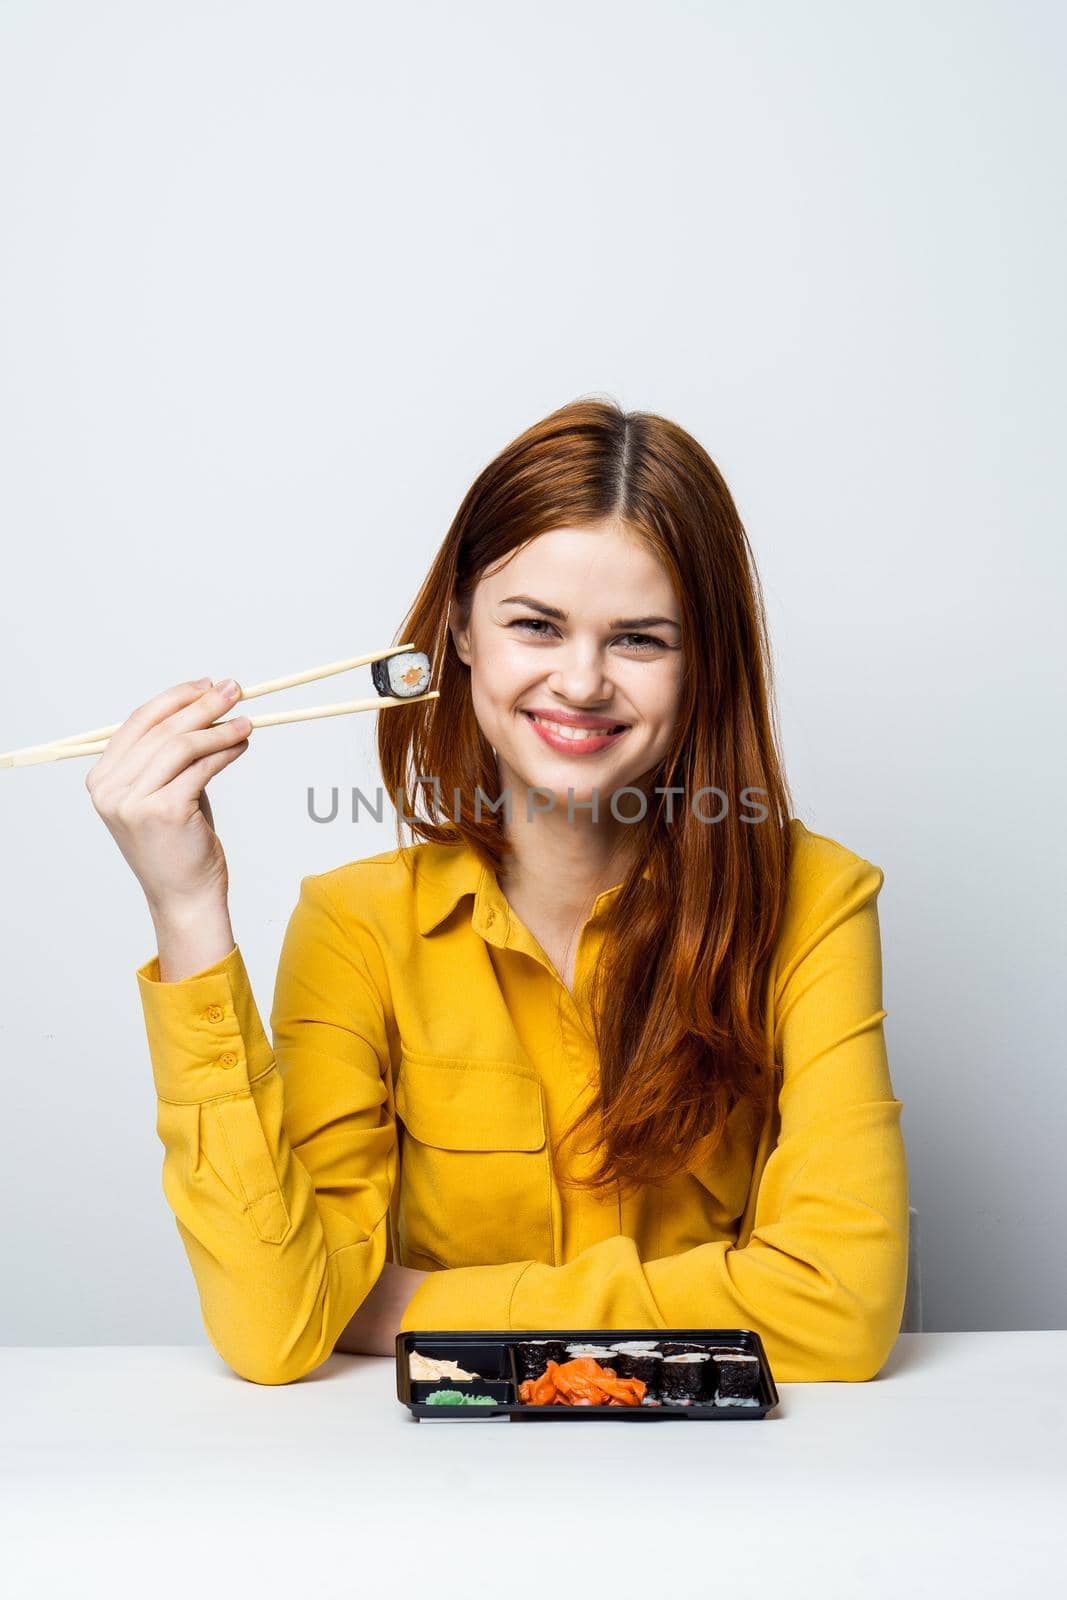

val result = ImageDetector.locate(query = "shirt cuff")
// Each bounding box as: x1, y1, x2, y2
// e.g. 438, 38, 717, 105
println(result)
136, 942, 275, 1103
398, 1261, 533, 1334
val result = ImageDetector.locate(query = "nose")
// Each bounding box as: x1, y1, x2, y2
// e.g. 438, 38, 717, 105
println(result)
545, 641, 616, 707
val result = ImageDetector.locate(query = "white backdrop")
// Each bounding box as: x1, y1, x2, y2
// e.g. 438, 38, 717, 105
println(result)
1, 0, 1063, 1343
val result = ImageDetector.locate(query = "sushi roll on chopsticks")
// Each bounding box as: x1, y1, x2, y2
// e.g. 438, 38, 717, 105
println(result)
371, 651, 431, 699
2, 643, 439, 768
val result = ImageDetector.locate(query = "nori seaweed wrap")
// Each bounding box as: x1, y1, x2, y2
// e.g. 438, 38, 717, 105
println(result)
712, 1351, 761, 1405
656, 1341, 709, 1357
371, 651, 431, 699
612, 1348, 663, 1397
514, 1339, 570, 1381
660, 1352, 712, 1404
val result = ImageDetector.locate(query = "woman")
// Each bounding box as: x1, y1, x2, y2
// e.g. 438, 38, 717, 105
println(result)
87, 397, 908, 1386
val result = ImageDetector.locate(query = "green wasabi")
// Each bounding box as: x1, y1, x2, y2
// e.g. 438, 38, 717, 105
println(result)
424, 1389, 498, 1407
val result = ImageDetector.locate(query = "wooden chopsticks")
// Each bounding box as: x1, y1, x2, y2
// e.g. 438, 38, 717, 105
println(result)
0, 644, 439, 768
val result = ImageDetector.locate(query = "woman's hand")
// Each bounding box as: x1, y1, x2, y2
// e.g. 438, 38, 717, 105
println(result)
85, 677, 252, 919
335, 1263, 429, 1356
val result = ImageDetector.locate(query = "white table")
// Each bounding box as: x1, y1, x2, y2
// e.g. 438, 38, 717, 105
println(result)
1, 1333, 1063, 1599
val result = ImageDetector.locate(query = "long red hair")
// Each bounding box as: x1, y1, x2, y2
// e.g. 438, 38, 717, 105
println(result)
377, 396, 795, 1191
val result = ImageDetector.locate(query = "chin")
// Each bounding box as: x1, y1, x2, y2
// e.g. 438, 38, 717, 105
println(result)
503, 755, 641, 809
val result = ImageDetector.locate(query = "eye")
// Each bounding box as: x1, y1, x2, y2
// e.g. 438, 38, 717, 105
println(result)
507, 619, 668, 653
509, 617, 556, 637
615, 633, 666, 653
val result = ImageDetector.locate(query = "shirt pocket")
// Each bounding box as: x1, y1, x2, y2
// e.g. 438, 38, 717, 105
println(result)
394, 1048, 554, 1270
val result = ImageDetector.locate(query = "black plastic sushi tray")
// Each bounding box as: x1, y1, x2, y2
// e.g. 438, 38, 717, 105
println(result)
397, 1327, 779, 1421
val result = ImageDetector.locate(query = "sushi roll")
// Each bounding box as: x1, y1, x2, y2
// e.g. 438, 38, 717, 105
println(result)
712, 1351, 761, 1406
610, 1340, 659, 1354
612, 1348, 663, 1399
371, 651, 431, 699
514, 1339, 570, 1382
660, 1352, 712, 1405
564, 1344, 619, 1363
657, 1340, 708, 1357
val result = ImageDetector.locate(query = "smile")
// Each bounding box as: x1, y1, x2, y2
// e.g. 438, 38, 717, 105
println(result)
521, 711, 630, 753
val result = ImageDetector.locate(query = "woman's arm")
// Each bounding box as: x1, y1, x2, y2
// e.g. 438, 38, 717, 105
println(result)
152, 896, 236, 983
334, 1262, 429, 1355
137, 872, 399, 1384
398, 855, 909, 1382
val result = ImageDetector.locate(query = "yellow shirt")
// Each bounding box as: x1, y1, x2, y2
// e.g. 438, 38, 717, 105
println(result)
135, 817, 908, 1386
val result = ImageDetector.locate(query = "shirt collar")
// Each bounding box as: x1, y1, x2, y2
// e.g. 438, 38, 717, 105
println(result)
415, 836, 488, 935
415, 834, 652, 939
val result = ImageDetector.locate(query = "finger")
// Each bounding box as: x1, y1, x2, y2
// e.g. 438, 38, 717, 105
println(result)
153, 735, 251, 810
151, 677, 245, 745
106, 678, 243, 788
96, 678, 240, 795
131, 715, 252, 799
93, 679, 214, 772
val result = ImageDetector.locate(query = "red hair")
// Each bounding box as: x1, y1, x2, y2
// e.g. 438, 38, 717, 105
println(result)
378, 396, 795, 1192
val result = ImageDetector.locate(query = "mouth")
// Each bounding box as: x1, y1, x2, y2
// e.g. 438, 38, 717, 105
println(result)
520, 709, 630, 753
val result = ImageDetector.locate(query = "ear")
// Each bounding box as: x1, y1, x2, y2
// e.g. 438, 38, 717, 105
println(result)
448, 594, 473, 667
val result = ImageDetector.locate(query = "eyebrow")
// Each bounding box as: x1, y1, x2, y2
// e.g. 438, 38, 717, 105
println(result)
500, 595, 681, 631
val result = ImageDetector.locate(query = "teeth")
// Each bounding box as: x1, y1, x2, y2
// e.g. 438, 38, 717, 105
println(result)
527, 713, 623, 741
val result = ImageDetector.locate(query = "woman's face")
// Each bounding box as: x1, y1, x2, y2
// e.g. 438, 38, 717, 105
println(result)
449, 520, 685, 809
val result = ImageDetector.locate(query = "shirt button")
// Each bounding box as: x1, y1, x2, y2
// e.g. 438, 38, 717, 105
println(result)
218, 1051, 238, 1069
204, 1005, 225, 1023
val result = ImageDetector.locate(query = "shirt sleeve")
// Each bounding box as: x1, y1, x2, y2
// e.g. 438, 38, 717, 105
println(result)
136, 872, 397, 1386
399, 855, 909, 1382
